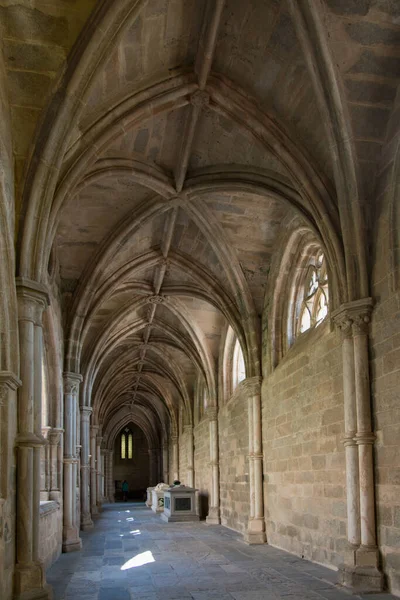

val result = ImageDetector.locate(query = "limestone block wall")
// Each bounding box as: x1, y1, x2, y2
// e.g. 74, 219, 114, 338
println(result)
370, 88, 400, 596
262, 322, 346, 568
194, 418, 210, 518
219, 388, 249, 534
39, 501, 62, 569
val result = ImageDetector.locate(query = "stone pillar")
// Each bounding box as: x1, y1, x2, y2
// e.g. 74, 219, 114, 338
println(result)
48, 428, 63, 503
162, 442, 169, 484
62, 372, 82, 552
15, 277, 51, 599
96, 436, 103, 511
206, 406, 220, 525
80, 407, 93, 530
332, 299, 383, 592
245, 377, 266, 544
149, 448, 159, 485
184, 424, 194, 487
90, 426, 98, 516
106, 450, 114, 502
171, 435, 179, 481
101, 449, 107, 501
0, 372, 21, 600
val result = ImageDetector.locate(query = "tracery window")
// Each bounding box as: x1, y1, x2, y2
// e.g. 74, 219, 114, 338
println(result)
296, 251, 329, 335
120, 428, 133, 460
232, 338, 246, 390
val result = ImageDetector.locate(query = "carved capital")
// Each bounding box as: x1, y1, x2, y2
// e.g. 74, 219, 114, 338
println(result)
16, 277, 50, 323
63, 372, 82, 395
332, 298, 373, 338
191, 89, 210, 108
0, 371, 22, 406
238, 376, 262, 396
206, 406, 218, 421
49, 428, 63, 446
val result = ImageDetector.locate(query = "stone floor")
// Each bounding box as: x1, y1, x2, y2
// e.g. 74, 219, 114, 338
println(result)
47, 503, 396, 600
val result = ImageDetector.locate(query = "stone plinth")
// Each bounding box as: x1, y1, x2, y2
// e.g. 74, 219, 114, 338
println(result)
146, 486, 155, 507
161, 485, 199, 522
151, 483, 169, 513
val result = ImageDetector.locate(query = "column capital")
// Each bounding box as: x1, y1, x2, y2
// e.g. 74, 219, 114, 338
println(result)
0, 371, 22, 404
332, 298, 374, 337
91, 425, 99, 436
183, 424, 193, 433
206, 406, 218, 421
16, 277, 50, 321
96, 436, 103, 444
171, 434, 178, 443
48, 428, 63, 445
239, 376, 262, 396
81, 405, 92, 417
63, 372, 82, 394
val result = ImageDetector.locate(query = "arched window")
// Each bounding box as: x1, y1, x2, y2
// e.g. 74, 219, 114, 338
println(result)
232, 339, 246, 390
296, 251, 329, 336
120, 427, 133, 460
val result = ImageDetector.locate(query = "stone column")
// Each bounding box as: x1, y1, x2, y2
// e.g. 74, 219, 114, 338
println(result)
245, 377, 266, 544
149, 448, 159, 485
184, 424, 194, 487
48, 428, 63, 503
15, 278, 51, 599
80, 407, 93, 530
0, 372, 21, 600
171, 435, 179, 481
206, 406, 220, 525
106, 450, 114, 502
332, 299, 383, 592
90, 426, 98, 516
162, 442, 169, 484
101, 449, 107, 502
96, 436, 103, 512
62, 372, 82, 552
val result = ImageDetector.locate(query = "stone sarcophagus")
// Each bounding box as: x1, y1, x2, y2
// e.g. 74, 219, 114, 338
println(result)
161, 484, 199, 522
151, 483, 169, 512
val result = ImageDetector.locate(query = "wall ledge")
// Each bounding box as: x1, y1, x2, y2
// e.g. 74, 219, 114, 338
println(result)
39, 500, 60, 516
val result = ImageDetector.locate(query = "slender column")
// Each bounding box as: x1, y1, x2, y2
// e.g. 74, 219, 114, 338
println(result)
62, 373, 82, 552
245, 377, 266, 544
90, 426, 98, 516
184, 424, 194, 487
332, 299, 383, 592
80, 407, 93, 529
96, 436, 103, 511
162, 442, 169, 484
171, 435, 179, 481
106, 450, 114, 502
205, 406, 220, 525
15, 278, 51, 599
48, 429, 63, 502
101, 449, 106, 501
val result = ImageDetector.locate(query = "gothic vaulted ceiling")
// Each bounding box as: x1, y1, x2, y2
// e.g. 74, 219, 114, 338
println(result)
4, 0, 399, 443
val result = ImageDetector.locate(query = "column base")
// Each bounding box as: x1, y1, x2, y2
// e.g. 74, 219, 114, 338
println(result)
62, 527, 82, 553
14, 562, 52, 600
81, 515, 94, 531
338, 545, 383, 593
245, 518, 266, 545
206, 507, 220, 525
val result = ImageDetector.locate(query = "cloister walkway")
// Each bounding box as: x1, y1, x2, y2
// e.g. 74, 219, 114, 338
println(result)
47, 504, 395, 600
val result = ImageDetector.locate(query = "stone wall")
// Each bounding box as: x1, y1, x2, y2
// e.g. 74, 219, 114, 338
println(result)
194, 417, 210, 518
219, 387, 249, 534
370, 85, 400, 596
39, 501, 62, 569
262, 322, 346, 568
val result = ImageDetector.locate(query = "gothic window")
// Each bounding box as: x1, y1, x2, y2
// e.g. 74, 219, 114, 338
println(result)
232, 338, 246, 390
120, 428, 133, 460
296, 251, 329, 336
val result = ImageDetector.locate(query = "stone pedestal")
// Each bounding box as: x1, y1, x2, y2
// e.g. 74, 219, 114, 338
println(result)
161, 485, 199, 522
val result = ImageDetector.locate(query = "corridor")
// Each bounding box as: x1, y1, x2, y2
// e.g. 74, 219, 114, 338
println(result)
47, 504, 395, 600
